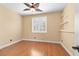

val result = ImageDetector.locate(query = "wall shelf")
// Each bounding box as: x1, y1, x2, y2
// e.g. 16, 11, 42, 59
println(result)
59, 30, 74, 33
60, 21, 69, 26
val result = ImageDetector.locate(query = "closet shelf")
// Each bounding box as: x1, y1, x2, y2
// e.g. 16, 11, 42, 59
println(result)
60, 21, 69, 26
59, 30, 74, 33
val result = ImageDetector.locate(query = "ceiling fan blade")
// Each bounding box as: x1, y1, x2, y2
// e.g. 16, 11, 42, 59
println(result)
34, 3, 39, 8
35, 9, 42, 12
24, 3, 31, 7
24, 8, 30, 11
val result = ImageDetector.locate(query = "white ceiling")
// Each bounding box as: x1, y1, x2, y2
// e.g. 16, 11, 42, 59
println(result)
1, 3, 66, 16
75, 3, 79, 13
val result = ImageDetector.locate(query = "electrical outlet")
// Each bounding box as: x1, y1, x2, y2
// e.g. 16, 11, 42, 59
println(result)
61, 40, 63, 42
33, 37, 36, 39
10, 39, 12, 42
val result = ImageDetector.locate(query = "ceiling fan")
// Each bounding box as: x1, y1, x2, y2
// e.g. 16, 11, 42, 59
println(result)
23, 3, 43, 12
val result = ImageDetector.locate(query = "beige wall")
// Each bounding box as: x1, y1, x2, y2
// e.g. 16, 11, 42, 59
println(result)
0, 5, 22, 47
61, 4, 74, 55
22, 12, 62, 41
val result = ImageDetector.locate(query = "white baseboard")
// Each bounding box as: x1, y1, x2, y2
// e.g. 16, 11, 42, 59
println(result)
60, 42, 73, 56
0, 39, 22, 49
22, 39, 60, 44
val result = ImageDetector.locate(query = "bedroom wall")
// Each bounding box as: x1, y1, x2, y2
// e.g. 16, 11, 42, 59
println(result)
60, 4, 74, 55
0, 5, 22, 47
22, 12, 62, 42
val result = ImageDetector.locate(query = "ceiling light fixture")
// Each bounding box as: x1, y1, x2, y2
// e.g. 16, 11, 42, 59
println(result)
30, 8, 35, 12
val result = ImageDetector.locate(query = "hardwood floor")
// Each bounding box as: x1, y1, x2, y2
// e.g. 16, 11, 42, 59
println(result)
0, 41, 69, 56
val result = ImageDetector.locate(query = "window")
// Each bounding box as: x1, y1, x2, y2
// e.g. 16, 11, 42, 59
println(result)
32, 16, 47, 33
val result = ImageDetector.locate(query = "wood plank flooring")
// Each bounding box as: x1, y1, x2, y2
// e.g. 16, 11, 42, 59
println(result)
0, 41, 69, 56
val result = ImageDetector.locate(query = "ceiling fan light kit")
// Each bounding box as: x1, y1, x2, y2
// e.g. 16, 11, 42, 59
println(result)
30, 8, 35, 12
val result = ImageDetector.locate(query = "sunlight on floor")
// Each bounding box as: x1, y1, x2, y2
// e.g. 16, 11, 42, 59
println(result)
31, 48, 43, 56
